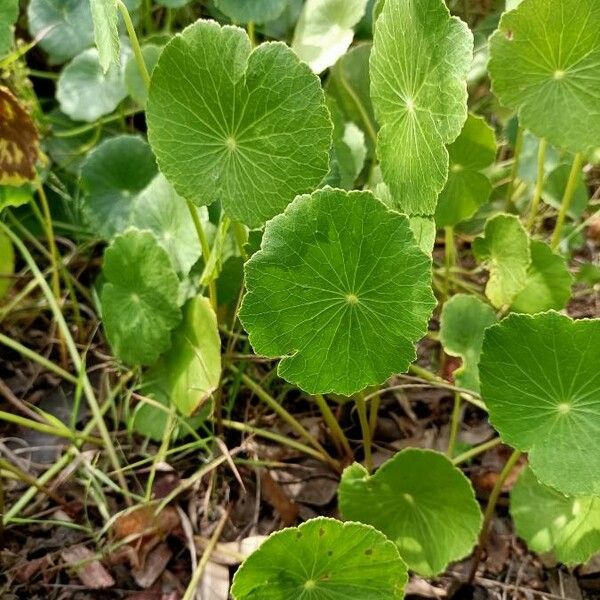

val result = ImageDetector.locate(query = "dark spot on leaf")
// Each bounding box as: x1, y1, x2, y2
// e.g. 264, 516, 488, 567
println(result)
318, 527, 325, 537
296, 532, 302, 539
327, 550, 333, 556
365, 548, 373, 556
505, 30, 514, 40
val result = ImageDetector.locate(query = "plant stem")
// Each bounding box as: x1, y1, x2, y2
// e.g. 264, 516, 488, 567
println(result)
447, 392, 461, 458
444, 226, 455, 298
227, 365, 339, 470
407, 364, 486, 410
0, 223, 130, 502
468, 448, 522, 584
35, 182, 67, 364
354, 392, 372, 473
368, 395, 380, 438
551, 152, 584, 250
505, 126, 523, 211
0, 332, 78, 385
186, 199, 218, 309
247, 21, 256, 46
117, 0, 151, 91
0, 410, 102, 445
313, 394, 352, 460
53, 108, 142, 138
526, 138, 547, 231
222, 419, 334, 465
181, 507, 230, 600
452, 437, 501, 465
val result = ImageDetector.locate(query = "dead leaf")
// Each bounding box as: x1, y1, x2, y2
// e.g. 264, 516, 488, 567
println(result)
200, 535, 268, 566
110, 505, 180, 568
61, 545, 115, 589
131, 542, 172, 588
260, 469, 299, 525
0, 87, 39, 185
199, 561, 229, 600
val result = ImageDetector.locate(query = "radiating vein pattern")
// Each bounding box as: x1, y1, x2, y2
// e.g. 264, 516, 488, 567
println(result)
480, 311, 600, 495
489, 0, 600, 154
147, 20, 332, 227
239, 188, 436, 396
370, 0, 472, 215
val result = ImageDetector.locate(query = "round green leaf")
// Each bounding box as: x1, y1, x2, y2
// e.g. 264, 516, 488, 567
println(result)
57, 44, 131, 122
409, 216, 436, 256
339, 449, 482, 576
371, 0, 472, 215
480, 311, 600, 495
435, 114, 496, 227
239, 188, 436, 396
1, 0, 19, 56
291, 0, 368, 74
511, 466, 600, 566
81, 135, 158, 238
145, 295, 221, 417
473, 214, 531, 308
214, 0, 288, 23
511, 240, 572, 314
101, 228, 182, 366
147, 20, 332, 227
231, 517, 408, 599
132, 386, 211, 442
0, 229, 14, 299
131, 174, 205, 275
125, 44, 161, 106
27, 0, 94, 63
440, 294, 497, 393
489, 0, 600, 155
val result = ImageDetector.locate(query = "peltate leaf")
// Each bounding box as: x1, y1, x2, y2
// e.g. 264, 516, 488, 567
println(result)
511, 240, 572, 314
231, 517, 408, 599
339, 449, 482, 576
57, 44, 131, 122
489, 0, 600, 155
147, 19, 332, 227
292, 0, 368, 74
473, 214, 531, 308
80, 135, 158, 238
370, 0, 473, 215
440, 294, 497, 393
435, 114, 496, 227
480, 311, 600, 496
239, 188, 436, 396
100, 228, 181, 366
511, 466, 600, 566
27, 0, 94, 63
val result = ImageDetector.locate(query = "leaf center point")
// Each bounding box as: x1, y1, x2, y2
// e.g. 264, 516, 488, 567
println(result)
553, 69, 566, 80
304, 579, 316, 590
225, 136, 237, 152
345, 293, 359, 305
557, 402, 571, 414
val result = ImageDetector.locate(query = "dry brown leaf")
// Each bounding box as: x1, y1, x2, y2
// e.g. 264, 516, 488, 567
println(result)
61, 545, 115, 589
